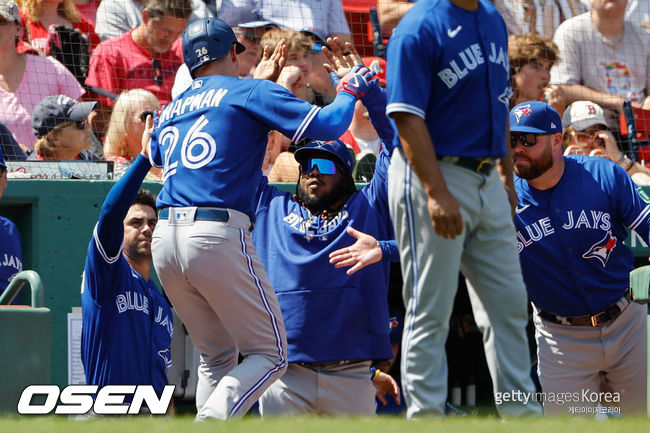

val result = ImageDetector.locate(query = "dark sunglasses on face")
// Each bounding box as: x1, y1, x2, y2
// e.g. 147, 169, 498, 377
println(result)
75, 119, 87, 130
300, 158, 338, 175
140, 111, 154, 122
510, 133, 550, 148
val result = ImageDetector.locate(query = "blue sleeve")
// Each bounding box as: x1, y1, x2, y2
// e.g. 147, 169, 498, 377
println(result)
246, 80, 355, 144
385, 30, 435, 119
302, 92, 356, 141
614, 165, 650, 243
96, 155, 153, 258
379, 240, 400, 262
360, 85, 394, 149
0, 122, 27, 161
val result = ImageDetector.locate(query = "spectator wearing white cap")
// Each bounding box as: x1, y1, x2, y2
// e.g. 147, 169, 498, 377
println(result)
28, 94, 98, 161
562, 100, 650, 185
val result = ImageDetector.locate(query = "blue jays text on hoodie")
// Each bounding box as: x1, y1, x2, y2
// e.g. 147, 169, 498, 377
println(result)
253, 85, 398, 363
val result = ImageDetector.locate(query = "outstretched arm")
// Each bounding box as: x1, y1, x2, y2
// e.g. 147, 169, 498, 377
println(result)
329, 227, 399, 274
96, 116, 154, 257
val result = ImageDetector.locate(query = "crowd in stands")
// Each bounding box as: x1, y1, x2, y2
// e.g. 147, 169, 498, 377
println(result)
0, 0, 649, 417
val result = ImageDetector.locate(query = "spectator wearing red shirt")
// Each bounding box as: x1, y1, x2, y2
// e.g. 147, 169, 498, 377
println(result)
19, 0, 100, 53
85, 0, 191, 134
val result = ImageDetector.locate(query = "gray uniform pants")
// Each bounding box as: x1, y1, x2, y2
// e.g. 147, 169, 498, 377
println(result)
151, 207, 287, 420
534, 301, 647, 416
388, 149, 542, 418
259, 361, 376, 416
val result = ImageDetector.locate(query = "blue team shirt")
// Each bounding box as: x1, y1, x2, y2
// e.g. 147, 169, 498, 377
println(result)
81, 226, 173, 395
385, 0, 511, 157
253, 146, 395, 363
0, 216, 22, 303
150, 76, 320, 219
514, 155, 650, 316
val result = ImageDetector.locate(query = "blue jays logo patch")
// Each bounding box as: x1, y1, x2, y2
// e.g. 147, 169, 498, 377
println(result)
512, 104, 532, 122
158, 348, 172, 368
582, 230, 617, 267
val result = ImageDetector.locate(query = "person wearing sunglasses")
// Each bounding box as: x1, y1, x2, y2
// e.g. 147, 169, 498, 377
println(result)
562, 100, 650, 185
28, 94, 98, 161
253, 72, 400, 416
104, 89, 161, 179
511, 100, 648, 416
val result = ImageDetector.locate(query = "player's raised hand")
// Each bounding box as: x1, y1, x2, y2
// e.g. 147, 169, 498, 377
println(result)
336, 65, 378, 100
140, 112, 155, 158
276, 65, 305, 94
253, 39, 287, 82
322, 37, 362, 81
427, 190, 463, 239
329, 226, 382, 274
372, 370, 401, 406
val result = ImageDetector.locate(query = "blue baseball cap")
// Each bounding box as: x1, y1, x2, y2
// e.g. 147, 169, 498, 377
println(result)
182, 18, 246, 76
510, 100, 562, 134
32, 95, 96, 138
294, 139, 355, 174
0, 145, 6, 169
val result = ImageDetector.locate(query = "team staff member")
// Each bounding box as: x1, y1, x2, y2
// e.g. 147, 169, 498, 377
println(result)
81, 117, 174, 400
148, 18, 375, 421
385, 0, 541, 418
511, 100, 648, 416
254, 56, 398, 415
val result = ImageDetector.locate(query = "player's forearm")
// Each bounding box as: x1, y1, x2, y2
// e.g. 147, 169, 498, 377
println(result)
556, 84, 626, 112
305, 92, 356, 139
97, 155, 152, 255
392, 112, 449, 198
361, 86, 395, 150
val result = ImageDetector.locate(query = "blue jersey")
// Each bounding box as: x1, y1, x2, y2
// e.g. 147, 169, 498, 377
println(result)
0, 216, 22, 304
385, 0, 511, 157
514, 155, 650, 316
81, 156, 173, 395
252, 87, 397, 363
150, 76, 351, 219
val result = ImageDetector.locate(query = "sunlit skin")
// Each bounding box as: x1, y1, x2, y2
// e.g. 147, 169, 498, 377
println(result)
124, 100, 161, 157
45, 119, 92, 160
122, 203, 157, 264
235, 27, 265, 76
512, 133, 555, 180
298, 164, 342, 201
512, 58, 553, 102
568, 124, 609, 154
141, 14, 188, 55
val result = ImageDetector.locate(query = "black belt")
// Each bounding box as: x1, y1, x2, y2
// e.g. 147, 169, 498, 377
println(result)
296, 360, 366, 369
437, 156, 498, 175
539, 290, 631, 327
158, 207, 229, 222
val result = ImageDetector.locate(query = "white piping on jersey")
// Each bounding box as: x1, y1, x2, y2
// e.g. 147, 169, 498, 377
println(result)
629, 205, 650, 231
291, 106, 320, 143
386, 103, 426, 120
93, 224, 123, 264
229, 228, 286, 417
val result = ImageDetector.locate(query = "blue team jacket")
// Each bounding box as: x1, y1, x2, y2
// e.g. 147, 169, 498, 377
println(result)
252, 87, 396, 363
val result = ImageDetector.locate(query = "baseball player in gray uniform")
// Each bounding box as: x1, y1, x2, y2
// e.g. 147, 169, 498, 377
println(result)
385, 0, 542, 418
148, 18, 375, 420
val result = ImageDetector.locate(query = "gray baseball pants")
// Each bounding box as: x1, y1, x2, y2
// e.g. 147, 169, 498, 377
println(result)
388, 148, 542, 418
152, 207, 287, 420
534, 300, 647, 416
259, 361, 376, 416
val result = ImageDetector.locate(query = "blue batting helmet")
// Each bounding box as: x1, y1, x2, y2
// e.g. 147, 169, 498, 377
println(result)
182, 18, 246, 76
